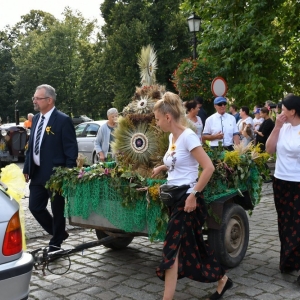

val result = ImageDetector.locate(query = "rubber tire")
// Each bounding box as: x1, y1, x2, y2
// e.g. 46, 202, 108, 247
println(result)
208, 203, 249, 268
92, 152, 99, 164
95, 229, 134, 250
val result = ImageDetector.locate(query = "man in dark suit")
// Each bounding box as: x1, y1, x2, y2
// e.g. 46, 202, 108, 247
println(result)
23, 84, 78, 252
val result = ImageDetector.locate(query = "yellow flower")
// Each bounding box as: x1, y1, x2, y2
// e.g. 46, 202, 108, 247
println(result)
170, 144, 176, 151
148, 184, 160, 201
224, 150, 241, 168
45, 126, 54, 135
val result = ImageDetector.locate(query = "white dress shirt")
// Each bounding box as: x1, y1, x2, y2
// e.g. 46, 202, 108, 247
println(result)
33, 107, 55, 166
203, 112, 239, 147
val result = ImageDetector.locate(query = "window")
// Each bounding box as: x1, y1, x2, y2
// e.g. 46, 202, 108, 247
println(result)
75, 124, 87, 137
85, 124, 100, 137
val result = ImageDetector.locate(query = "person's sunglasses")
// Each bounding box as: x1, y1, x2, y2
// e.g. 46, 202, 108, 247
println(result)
216, 102, 227, 106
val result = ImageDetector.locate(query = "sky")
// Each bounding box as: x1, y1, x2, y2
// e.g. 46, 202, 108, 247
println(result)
0, 0, 105, 30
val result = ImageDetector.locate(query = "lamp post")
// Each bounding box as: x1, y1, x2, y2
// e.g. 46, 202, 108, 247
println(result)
187, 13, 201, 60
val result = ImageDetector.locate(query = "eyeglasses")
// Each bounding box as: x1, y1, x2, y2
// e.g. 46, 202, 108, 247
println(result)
32, 97, 49, 101
216, 102, 227, 106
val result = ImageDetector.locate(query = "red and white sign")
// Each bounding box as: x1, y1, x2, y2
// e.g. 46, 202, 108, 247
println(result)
211, 77, 228, 97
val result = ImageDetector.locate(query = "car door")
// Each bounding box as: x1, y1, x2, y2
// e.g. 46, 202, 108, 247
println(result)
76, 123, 100, 164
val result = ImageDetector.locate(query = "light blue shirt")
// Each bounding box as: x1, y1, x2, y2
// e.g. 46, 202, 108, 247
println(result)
94, 122, 113, 158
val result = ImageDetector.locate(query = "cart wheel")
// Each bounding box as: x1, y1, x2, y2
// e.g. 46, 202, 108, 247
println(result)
95, 230, 134, 250
208, 203, 249, 268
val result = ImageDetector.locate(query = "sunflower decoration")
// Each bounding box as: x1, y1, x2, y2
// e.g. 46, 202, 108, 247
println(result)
123, 84, 165, 117
113, 45, 168, 176
133, 84, 166, 101
138, 45, 157, 86
111, 116, 163, 175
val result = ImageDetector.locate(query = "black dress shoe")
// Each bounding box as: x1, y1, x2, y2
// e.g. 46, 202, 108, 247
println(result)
209, 277, 233, 300
48, 245, 61, 253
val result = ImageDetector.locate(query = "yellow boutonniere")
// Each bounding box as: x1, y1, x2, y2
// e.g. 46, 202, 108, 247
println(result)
170, 144, 176, 151
45, 126, 55, 135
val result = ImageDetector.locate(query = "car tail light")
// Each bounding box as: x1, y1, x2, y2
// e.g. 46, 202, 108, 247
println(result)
3, 211, 22, 256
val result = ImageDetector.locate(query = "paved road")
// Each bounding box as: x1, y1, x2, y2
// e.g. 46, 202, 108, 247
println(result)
20, 173, 300, 300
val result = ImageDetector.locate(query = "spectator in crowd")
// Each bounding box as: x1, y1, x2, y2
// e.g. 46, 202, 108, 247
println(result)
236, 106, 254, 141
240, 123, 254, 146
94, 108, 118, 162
229, 104, 240, 123
265, 100, 277, 121
202, 97, 240, 151
254, 107, 275, 151
266, 94, 300, 278
253, 109, 264, 132
23, 113, 34, 129
237, 106, 254, 130
152, 91, 233, 300
195, 96, 207, 126
185, 100, 203, 141
252, 104, 263, 114
23, 84, 78, 252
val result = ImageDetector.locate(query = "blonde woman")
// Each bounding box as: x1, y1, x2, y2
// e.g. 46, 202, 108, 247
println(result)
152, 92, 233, 300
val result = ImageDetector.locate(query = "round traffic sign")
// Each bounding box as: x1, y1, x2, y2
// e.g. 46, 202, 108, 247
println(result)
211, 77, 228, 97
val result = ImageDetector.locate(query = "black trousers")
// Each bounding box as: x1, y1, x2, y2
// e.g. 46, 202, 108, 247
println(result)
29, 172, 65, 249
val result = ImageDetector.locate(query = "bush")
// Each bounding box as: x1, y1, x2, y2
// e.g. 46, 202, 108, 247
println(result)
171, 58, 215, 101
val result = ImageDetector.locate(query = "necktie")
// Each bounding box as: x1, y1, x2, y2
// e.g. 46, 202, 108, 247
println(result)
34, 116, 45, 155
220, 116, 225, 145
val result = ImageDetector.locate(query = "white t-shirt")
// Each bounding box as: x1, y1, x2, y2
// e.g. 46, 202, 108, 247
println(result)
253, 117, 264, 131
164, 128, 201, 187
274, 123, 300, 182
237, 116, 254, 132
187, 116, 203, 141
203, 112, 239, 147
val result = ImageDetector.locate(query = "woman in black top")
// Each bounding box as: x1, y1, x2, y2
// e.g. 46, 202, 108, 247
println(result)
254, 107, 275, 151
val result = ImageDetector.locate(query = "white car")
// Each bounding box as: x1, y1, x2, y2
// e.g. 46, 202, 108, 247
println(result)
0, 182, 34, 300
75, 120, 107, 165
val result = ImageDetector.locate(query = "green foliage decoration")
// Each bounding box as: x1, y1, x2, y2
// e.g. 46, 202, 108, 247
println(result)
46, 140, 270, 240
46, 162, 168, 241
201, 142, 270, 207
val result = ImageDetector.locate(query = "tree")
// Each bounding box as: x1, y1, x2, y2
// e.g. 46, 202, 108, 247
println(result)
0, 29, 18, 122
100, 0, 191, 110
12, 9, 97, 116
181, 0, 299, 106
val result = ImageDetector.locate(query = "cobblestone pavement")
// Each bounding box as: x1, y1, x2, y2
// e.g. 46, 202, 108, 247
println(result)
21, 178, 300, 300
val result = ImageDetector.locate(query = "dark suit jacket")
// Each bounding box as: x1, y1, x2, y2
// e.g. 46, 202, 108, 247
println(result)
23, 108, 78, 184
197, 108, 207, 127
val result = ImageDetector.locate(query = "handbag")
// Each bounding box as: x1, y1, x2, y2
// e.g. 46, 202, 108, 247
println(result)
159, 184, 190, 206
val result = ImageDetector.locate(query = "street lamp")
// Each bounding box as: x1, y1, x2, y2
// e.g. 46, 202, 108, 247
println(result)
187, 13, 201, 59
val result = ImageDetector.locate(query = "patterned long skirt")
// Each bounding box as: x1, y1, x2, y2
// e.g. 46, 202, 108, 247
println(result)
273, 177, 300, 272
156, 194, 225, 282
